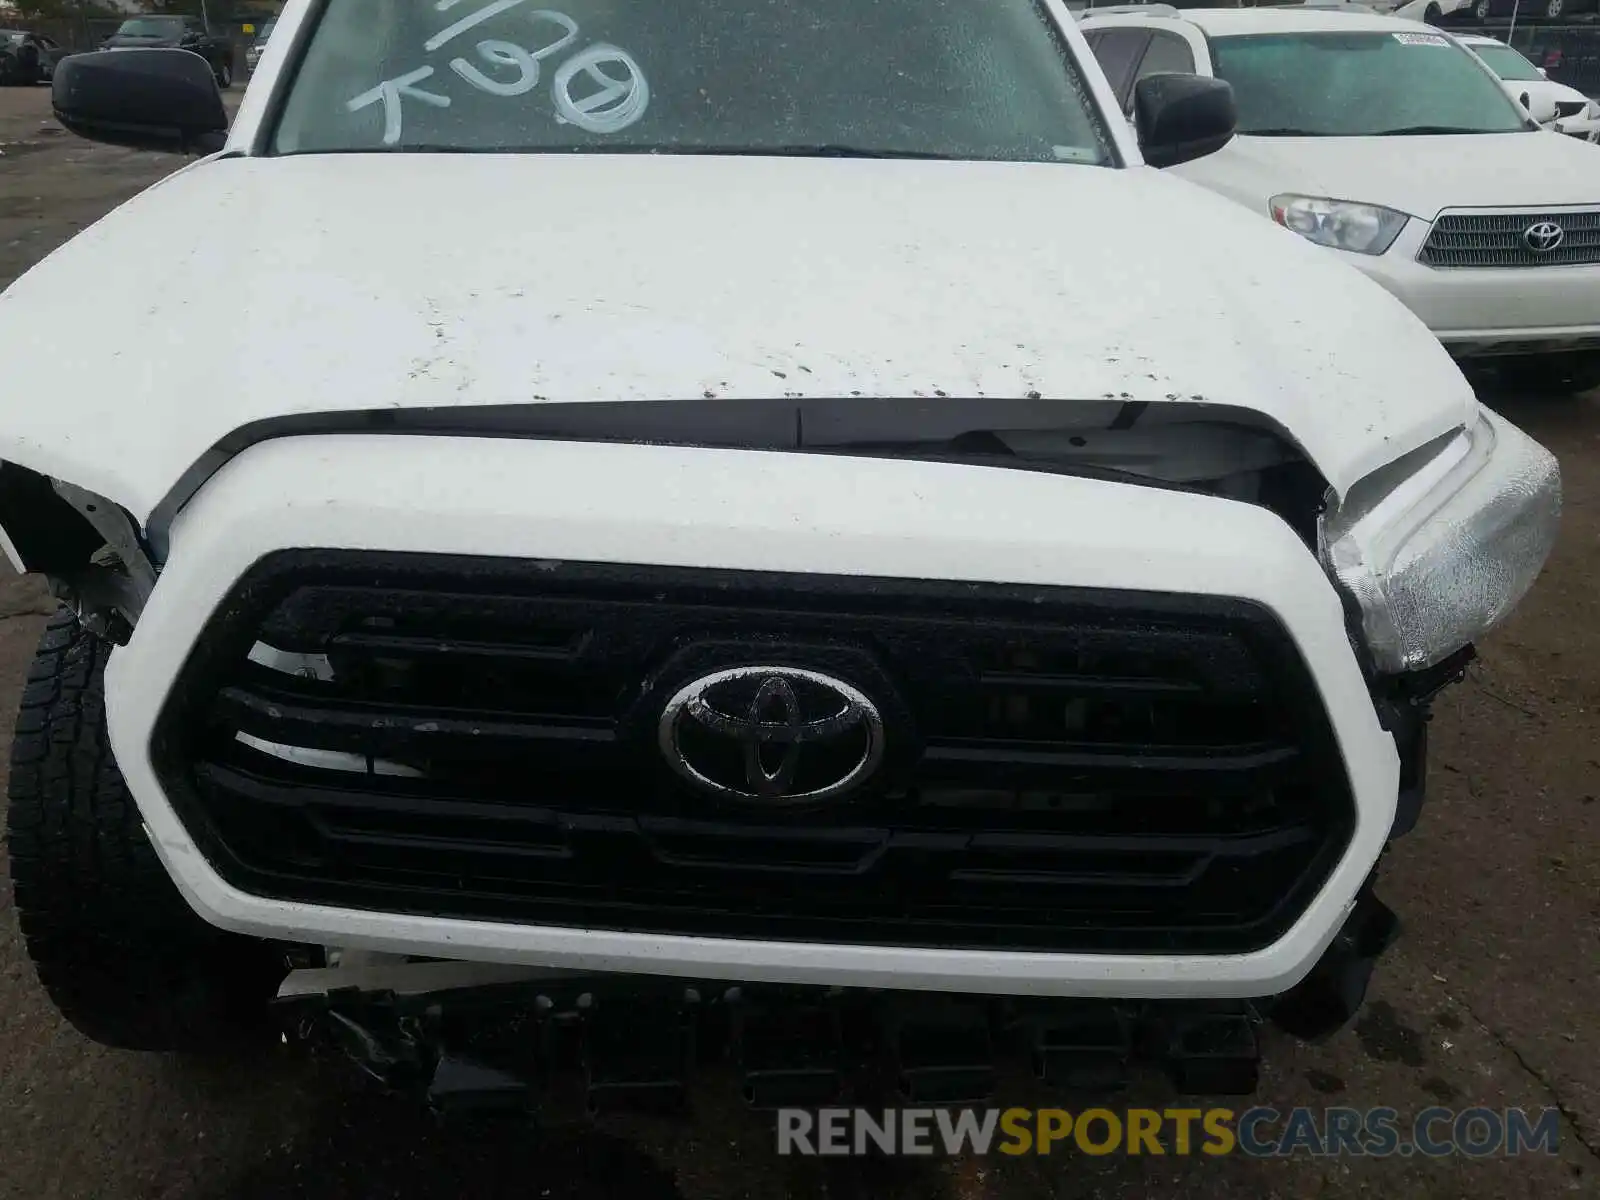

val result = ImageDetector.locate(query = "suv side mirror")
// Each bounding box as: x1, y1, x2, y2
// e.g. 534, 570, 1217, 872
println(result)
1519, 89, 1558, 124
53, 49, 227, 155
1133, 74, 1237, 168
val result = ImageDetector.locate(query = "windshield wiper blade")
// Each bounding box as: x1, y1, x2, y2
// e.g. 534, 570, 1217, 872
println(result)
705, 144, 964, 160
1373, 125, 1490, 135
366, 143, 966, 160
1241, 127, 1323, 137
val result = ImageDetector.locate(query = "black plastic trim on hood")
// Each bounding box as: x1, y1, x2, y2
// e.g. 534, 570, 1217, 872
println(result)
142, 396, 1327, 561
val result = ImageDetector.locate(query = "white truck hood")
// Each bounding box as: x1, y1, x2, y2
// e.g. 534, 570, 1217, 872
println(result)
1177, 130, 1600, 221
0, 153, 1473, 522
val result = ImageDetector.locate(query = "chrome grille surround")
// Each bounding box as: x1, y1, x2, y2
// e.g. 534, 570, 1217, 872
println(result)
1419, 207, 1600, 269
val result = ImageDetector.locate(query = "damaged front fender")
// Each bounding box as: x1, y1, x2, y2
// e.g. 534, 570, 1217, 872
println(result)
0, 461, 155, 642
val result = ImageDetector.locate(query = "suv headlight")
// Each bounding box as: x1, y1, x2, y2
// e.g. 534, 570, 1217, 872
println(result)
1318, 409, 1560, 673
1271, 195, 1410, 255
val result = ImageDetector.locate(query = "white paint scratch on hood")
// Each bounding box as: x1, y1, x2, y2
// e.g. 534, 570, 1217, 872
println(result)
0, 153, 1474, 520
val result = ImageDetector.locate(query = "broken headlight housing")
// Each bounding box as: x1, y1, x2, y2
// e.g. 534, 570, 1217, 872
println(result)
1318, 409, 1560, 673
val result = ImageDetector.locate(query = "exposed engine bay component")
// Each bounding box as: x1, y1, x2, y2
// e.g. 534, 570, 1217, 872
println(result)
279, 886, 1393, 1114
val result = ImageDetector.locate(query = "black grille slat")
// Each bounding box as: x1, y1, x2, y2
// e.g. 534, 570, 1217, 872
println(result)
1420, 208, 1600, 268
152, 553, 1356, 956
193, 765, 1321, 947
976, 671, 1204, 697
221, 684, 615, 748
919, 740, 1297, 774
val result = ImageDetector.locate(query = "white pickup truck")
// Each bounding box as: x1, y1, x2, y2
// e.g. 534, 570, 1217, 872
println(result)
0, 0, 1558, 1107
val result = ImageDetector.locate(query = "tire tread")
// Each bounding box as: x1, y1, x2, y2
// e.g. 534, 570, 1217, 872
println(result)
6, 609, 283, 1052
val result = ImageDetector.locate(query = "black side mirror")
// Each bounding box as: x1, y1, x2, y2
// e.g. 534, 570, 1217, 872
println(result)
53, 49, 227, 155
1133, 74, 1237, 169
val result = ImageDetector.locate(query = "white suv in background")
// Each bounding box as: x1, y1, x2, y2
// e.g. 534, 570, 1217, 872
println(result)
1081, 6, 1600, 392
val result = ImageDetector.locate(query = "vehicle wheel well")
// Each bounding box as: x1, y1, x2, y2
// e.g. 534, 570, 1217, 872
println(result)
0, 461, 153, 643
0, 461, 105, 574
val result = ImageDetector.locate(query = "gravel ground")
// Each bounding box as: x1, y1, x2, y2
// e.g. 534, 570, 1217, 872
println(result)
1, 84, 1597, 1200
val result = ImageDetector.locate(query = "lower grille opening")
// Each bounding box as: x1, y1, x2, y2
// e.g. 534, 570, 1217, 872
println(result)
152, 553, 1356, 955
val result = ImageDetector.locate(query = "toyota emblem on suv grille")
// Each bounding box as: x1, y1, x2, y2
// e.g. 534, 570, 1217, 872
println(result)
658, 666, 885, 803
1524, 221, 1565, 253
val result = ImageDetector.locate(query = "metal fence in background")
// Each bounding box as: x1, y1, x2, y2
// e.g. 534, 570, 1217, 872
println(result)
1489, 22, 1600, 95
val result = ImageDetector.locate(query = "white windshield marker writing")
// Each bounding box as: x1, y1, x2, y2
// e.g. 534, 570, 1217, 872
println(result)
552, 44, 650, 133
425, 0, 527, 52
346, 66, 451, 146
448, 13, 578, 100
528, 9, 580, 61
451, 39, 540, 96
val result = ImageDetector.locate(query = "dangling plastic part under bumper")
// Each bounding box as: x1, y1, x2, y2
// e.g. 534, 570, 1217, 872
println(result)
275, 881, 1398, 1116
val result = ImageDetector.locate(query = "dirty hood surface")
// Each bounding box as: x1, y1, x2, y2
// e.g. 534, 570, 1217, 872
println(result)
0, 153, 1475, 521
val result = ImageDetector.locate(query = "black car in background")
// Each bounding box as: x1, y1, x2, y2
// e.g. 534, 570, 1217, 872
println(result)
0, 30, 66, 86
101, 16, 235, 88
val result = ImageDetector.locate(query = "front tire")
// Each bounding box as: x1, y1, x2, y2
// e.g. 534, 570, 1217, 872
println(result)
1546, 0, 1566, 17
216, 60, 233, 89
5, 610, 286, 1052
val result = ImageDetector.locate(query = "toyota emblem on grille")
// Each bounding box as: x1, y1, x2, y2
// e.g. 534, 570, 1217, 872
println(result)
1524, 221, 1565, 253
658, 666, 885, 803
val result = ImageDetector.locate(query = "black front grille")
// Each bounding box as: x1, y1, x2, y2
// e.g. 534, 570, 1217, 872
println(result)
1419, 208, 1600, 268
152, 553, 1355, 955
1555, 100, 1589, 120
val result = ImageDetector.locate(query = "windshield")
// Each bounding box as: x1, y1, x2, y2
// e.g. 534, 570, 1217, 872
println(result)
114, 18, 185, 37
1470, 42, 1543, 82
1210, 31, 1529, 136
271, 0, 1113, 164
256, 21, 276, 44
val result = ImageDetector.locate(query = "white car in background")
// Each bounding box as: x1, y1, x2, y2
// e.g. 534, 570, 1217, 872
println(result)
1457, 34, 1600, 141
243, 19, 276, 76
1388, 0, 1475, 25
1081, 6, 1600, 392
